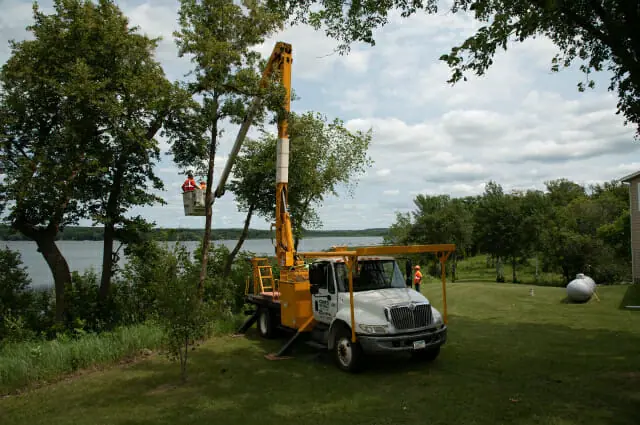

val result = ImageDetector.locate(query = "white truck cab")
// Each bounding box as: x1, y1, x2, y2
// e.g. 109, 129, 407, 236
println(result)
308, 256, 447, 372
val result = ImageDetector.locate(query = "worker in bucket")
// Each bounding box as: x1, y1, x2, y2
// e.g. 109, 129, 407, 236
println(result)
413, 265, 423, 293
181, 172, 197, 192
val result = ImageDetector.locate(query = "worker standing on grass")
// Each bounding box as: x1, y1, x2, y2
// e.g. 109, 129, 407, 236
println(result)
414, 265, 423, 292
181, 172, 197, 192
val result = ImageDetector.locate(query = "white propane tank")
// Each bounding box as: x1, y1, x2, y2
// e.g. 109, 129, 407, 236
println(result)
566, 273, 596, 303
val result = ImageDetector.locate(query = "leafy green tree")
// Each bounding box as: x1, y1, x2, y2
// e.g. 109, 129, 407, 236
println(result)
227, 111, 373, 269
73, 7, 191, 306
287, 112, 373, 249
0, 0, 117, 322
0, 247, 33, 340
540, 180, 631, 283
167, 0, 284, 295
267, 0, 640, 136
386, 194, 473, 278
155, 243, 212, 383
0, 0, 190, 323
474, 182, 527, 282
545, 178, 586, 208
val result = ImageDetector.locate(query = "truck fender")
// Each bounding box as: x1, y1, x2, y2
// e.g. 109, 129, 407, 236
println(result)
327, 319, 350, 351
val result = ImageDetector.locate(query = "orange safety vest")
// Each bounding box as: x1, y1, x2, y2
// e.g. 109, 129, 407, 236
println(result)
414, 270, 422, 284
182, 178, 196, 192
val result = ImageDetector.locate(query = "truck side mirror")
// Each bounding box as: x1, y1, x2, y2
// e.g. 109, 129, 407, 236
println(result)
405, 259, 412, 287
309, 284, 319, 295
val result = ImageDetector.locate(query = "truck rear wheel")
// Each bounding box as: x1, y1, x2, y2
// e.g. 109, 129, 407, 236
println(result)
257, 308, 276, 339
333, 325, 364, 373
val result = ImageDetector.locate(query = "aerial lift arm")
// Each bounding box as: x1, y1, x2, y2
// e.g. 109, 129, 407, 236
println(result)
211, 42, 293, 214
271, 43, 297, 268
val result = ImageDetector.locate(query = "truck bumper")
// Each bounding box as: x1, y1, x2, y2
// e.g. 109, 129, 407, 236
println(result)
357, 325, 447, 354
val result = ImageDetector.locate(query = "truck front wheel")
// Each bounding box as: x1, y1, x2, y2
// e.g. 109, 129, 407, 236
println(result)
333, 325, 364, 373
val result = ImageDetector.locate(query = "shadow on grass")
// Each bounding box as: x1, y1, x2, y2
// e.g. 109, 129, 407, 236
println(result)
619, 284, 640, 310
5, 315, 639, 425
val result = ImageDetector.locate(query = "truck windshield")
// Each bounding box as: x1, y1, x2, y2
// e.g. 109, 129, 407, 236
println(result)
334, 260, 406, 292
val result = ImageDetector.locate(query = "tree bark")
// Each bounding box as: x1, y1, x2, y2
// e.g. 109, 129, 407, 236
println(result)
223, 204, 255, 277
36, 236, 72, 324
12, 217, 70, 324
99, 164, 124, 303
511, 257, 517, 283
199, 100, 219, 297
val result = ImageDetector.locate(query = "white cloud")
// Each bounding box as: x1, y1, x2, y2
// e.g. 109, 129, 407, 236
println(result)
1, 0, 637, 231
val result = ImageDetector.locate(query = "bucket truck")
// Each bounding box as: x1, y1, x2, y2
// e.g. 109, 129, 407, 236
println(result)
229, 42, 457, 373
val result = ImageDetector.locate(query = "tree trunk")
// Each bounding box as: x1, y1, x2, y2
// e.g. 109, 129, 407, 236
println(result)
199, 107, 219, 297
99, 222, 116, 301
223, 204, 255, 277
36, 235, 72, 324
452, 252, 457, 283
99, 165, 124, 303
13, 218, 70, 324
511, 257, 517, 283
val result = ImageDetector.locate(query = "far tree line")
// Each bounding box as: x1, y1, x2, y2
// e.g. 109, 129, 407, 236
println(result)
386, 178, 631, 285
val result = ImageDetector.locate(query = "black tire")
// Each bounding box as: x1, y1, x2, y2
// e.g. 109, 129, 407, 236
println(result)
332, 325, 364, 373
257, 308, 276, 339
411, 346, 441, 362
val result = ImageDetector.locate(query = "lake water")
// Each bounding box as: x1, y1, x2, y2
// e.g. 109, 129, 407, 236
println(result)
2, 236, 383, 288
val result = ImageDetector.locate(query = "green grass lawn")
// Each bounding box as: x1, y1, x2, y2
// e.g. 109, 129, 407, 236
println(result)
2, 282, 639, 425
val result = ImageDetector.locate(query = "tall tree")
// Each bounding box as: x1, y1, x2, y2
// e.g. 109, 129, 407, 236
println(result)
286, 112, 373, 249
76, 9, 192, 306
230, 112, 373, 255
226, 111, 373, 271
0, 0, 153, 323
267, 0, 640, 136
386, 193, 473, 277
169, 0, 284, 295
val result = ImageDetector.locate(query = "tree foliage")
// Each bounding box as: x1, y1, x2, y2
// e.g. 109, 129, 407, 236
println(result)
267, 0, 640, 136
1, 0, 174, 322
166, 0, 285, 294
388, 178, 631, 284
228, 110, 374, 255
154, 244, 212, 383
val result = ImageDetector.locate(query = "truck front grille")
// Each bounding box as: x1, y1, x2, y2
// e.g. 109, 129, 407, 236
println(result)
388, 303, 432, 330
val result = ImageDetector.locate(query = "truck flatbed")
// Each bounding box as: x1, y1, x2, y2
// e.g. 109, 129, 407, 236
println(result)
247, 292, 281, 307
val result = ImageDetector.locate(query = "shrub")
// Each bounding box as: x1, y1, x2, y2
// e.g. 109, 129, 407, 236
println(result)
155, 243, 214, 383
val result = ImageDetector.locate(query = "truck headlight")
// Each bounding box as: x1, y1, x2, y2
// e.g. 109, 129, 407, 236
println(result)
432, 310, 444, 326
358, 324, 388, 334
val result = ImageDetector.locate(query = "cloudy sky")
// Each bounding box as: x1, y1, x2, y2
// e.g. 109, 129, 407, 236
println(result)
2, 0, 639, 230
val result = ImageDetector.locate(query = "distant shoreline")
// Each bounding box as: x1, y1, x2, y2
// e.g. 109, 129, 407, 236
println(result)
0, 225, 389, 242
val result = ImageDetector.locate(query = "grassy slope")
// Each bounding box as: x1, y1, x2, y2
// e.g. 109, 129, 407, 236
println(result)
2, 282, 639, 425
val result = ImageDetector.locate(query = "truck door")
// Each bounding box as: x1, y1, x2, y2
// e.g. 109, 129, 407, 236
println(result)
310, 262, 338, 324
